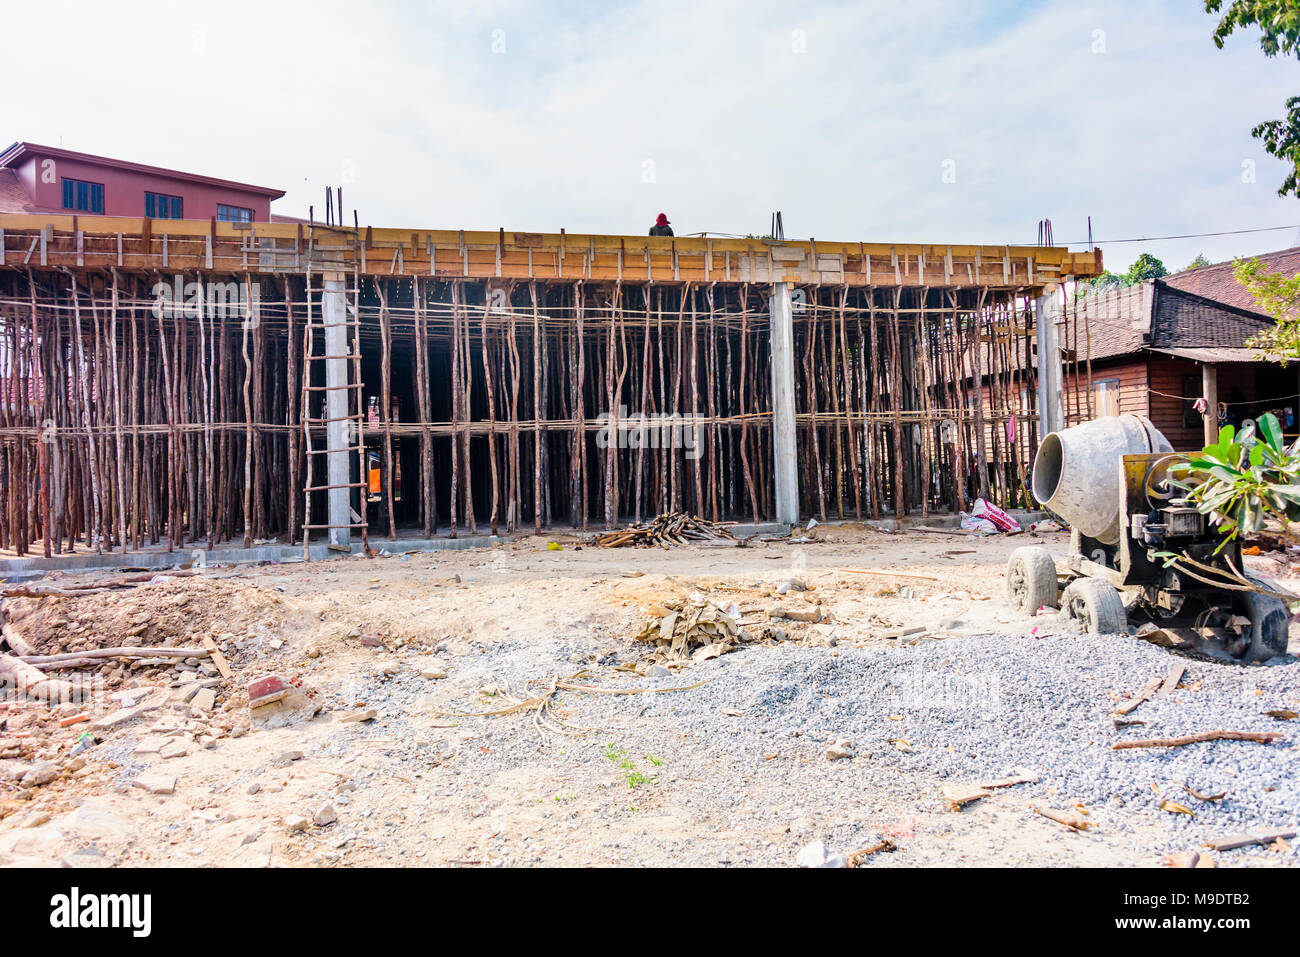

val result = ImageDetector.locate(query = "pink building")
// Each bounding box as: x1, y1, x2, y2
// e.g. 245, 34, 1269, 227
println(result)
0, 141, 286, 222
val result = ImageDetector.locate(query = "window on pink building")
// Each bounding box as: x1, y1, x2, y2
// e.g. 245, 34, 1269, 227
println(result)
217, 204, 252, 223
61, 178, 104, 214
145, 191, 183, 219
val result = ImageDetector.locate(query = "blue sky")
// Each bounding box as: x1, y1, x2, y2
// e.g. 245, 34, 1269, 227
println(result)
6, 0, 1299, 272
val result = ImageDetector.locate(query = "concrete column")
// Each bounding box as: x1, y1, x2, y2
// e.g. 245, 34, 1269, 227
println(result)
1202, 362, 1219, 447
1034, 292, 1065, 437
323, 276, 352, 548
769, 282, 799, 525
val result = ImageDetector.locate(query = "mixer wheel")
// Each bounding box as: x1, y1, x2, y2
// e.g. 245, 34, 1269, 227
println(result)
1236, 577, 1290, 662
1061, 578, 1127, 635
1006, 546, 1058, 615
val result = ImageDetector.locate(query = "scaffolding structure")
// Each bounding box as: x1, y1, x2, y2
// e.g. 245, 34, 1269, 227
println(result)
0, 214, 1103, 556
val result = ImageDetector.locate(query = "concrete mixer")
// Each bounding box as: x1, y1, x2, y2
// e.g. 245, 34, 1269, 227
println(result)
1005, 414, 1289, 662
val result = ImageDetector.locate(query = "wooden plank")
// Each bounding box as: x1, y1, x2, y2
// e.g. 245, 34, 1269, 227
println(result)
1203, 830, 1295, 852
1114, 676, 1162, 716
1154, 661, 1186, 698
200, 635, 232, 680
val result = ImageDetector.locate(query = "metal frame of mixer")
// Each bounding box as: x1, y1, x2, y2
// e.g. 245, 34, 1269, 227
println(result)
1011, 451, 1289, 663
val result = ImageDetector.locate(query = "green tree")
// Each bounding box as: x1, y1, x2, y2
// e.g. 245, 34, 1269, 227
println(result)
1124, 252, 1169, 284
1074, 254, 1169, 298
1207, 1, 1300, 197
1236, 255, 1300, 361
1183, 253, 1212, 270
1087, 270, 1126, 292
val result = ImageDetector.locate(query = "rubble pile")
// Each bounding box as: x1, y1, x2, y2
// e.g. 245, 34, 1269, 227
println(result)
634, 596, 749, 662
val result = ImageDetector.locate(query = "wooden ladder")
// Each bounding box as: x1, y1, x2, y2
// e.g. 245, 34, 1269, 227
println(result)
300, 264, 369, 559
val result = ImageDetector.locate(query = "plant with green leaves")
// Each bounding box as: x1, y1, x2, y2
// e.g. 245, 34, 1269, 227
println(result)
1168, 412, 1300, 548
1236, 256, 1300, 362
1207, 1, 1300, 197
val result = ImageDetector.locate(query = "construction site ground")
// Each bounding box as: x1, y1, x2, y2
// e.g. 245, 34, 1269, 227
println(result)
1, 524, 1297, 868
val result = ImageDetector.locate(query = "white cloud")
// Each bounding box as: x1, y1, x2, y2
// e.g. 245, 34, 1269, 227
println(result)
4, 0, 1296, 272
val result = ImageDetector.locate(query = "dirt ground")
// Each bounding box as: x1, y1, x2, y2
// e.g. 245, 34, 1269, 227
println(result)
1, 524, 1297, 868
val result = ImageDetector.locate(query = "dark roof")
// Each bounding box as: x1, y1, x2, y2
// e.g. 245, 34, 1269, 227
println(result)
0, 169, 35, 213
0, 142, 286, 199
1068, 247, 1296, 366
1162, 246, 1300, 315
1150, 284, 1272, 350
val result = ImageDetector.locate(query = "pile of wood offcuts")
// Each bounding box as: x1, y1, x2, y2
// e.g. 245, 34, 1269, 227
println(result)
589, 512, 737, 548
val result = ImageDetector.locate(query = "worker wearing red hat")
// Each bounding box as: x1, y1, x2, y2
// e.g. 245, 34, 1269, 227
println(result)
649, 213, 673, 237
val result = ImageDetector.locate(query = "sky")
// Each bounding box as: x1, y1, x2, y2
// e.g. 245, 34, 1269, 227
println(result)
4, 0, 1299, 274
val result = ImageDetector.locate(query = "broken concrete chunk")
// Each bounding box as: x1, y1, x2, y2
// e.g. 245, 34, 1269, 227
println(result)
132, 771, 176, 795
19, 761, 60, 789
92, 692, 167, 729
158, 740, 190, 760
825, 739, 853, 761
250, 690, 321, 730
338, 709, 376, 724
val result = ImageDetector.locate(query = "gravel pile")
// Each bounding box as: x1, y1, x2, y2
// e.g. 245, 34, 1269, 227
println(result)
314, 627, 1299, 865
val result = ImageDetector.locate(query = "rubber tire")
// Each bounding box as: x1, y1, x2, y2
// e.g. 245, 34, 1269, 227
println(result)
1006, 546, 1058, 615
1060, 578, 1128, 635
1238, 576, 1290, 663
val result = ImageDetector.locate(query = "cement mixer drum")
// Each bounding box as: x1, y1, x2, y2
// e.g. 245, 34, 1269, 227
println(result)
1031, 414, 1173, 546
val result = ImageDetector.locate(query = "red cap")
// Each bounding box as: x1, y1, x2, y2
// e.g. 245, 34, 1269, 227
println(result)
655, 213, 670, 225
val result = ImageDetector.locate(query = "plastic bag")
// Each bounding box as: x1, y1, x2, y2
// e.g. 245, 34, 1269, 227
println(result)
960, 511, 998, 534
970, 497, 1020, 532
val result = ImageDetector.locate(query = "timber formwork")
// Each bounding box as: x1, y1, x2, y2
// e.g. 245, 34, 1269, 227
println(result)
0, 214, 1102, 556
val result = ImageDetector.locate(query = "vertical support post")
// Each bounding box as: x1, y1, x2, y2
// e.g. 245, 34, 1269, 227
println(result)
769, 281, 799, 525
324, 275, 351, 549
1034, 292, 1065, 437
1202, 362, 1219, 447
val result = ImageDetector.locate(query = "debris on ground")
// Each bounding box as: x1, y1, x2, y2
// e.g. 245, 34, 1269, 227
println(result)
1202, 829, 1296, 852
1111, 730, 1285, 750
1163, 851, 1217, 868
633, 595, 748, 662
847, 840, 898, 866
825, 738, 853, 760
0, 530, 1296, 869
1112, 675, 1163, 717
941, 770, 1038, 810
589, 512, 738, 548
795, 839, 846, 868
433, 669, 708, 736
959, 498, 1022, 535
1037, 806, 1091, 831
